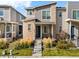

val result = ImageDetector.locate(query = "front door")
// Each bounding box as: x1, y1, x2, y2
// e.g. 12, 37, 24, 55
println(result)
36, 26, 41, 38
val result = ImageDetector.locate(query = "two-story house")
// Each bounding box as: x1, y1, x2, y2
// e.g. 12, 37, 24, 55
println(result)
23, 1, 79, 47
23, 2, 65, 40
0, 5, 25, 41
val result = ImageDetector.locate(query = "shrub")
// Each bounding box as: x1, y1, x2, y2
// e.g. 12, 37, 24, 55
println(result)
56, 40, 75, 49
0, 39, 9, 49
42, 37, 52, 48
27, 38, 33, 48
9, 38, 34, 50
56, 31, 68, 40
52, 40, 58, 47
42, 33, 52, 38
9, 40, 20, 50
67, 41, 76, 48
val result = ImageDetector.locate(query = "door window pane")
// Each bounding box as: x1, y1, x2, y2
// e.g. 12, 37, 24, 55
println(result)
71, 26, 74, 39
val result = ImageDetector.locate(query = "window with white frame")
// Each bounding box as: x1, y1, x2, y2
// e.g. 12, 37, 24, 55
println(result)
59, 12, 62, 17
42, 10, 50, 19
27, 10, 33, 15
0, 10, 4, 17
44, 26, 48, 33
19, 15, 25, 20
28, 24, 31, 31
6, 24, 11, 32
73, 10, 79, 19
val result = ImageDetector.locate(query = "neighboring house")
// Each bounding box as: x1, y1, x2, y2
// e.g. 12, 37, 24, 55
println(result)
0, 5, 25, 41
64, 2, 79, 47
23, 2, 65, 40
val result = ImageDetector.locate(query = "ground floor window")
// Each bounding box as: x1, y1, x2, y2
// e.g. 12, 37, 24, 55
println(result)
71, 26, 74, 39
6, 24, 11, 32
43, 26, 48, 34
28, 24, 31, 31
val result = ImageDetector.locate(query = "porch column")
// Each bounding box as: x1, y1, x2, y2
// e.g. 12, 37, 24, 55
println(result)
51, 24, 53, 38
41, 24, 42, 39
11, 23, 13, 39
69, 21, 72, 40
4, 23, 7, 40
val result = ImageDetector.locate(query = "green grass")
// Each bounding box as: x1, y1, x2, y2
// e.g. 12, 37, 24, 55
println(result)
13, 48, 33, 56
42, 48, 79, 56
0, 49, 3, 56
0, 48, 33, 56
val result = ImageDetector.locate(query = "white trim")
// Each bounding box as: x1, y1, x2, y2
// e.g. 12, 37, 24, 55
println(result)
69, 21, 72, 40
71, 9, 79, 19
41, 25, 42, 38
65, 18, 79, 23
41, 8, 51, 21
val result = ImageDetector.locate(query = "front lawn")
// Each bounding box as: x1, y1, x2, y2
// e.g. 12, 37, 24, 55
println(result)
42, 48, 79, 56
0, 49, 3, 56
0, 38, 34, 56
13, 48, 33, 56
0, 48, 33, 56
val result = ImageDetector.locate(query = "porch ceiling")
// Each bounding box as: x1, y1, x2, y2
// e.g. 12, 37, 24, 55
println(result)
0, 21, 18, 24
65, 18, 79, 25
35, 22, 55, 25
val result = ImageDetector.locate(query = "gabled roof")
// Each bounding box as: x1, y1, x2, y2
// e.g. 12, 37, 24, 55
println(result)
26, 2, 56, 10
0, 5, 26, 17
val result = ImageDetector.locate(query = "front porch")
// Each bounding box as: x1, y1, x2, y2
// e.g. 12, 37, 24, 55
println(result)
66, 19, 79, 47
35, 22, 55, 39
0, 21, 18, 41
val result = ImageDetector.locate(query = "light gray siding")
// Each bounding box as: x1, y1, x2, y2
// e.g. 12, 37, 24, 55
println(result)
67, 1, 79, 19
0, 8, 10, 21
56, 9, 62, 33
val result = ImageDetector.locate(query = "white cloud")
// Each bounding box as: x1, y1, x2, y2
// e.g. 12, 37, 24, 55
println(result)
0, 0, 32, 16
0, 0, 31, 8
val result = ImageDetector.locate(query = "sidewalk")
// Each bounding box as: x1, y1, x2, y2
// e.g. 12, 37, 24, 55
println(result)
32, 39, 42, 57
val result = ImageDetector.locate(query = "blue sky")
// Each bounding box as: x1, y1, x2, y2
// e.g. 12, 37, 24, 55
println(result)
16, 1, 67, 16
0, 1, 67, 16
31, 1, 67, 7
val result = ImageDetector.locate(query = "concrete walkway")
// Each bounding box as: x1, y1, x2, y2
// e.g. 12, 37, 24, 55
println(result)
32, 39, 42, 57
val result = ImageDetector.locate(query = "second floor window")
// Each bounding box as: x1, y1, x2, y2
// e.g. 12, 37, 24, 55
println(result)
73, 10, 79, 20
59, 12, 62, 17
27, 10, 33, 15
0, 10, 4, 17
42, 11, 50, 19
19, 15, 24, 20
